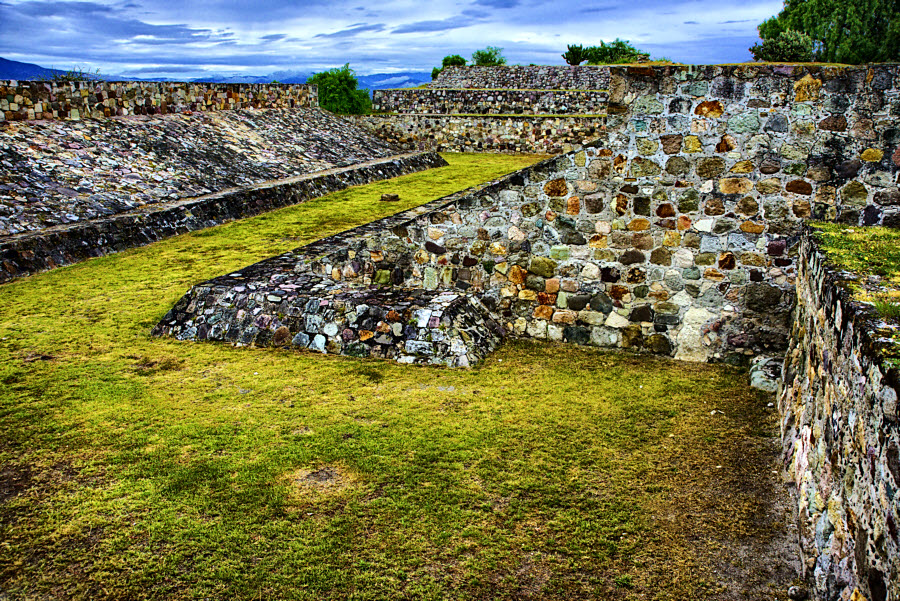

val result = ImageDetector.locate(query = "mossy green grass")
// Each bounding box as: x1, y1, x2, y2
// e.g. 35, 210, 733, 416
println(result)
0, 153, 786, 600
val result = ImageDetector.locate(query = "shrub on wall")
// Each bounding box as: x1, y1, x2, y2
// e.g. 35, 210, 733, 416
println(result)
583, 39, 650, 64
307, 64, 371, 115
432, 54, 468, 80
562, 44, 587, 65
471, 46, 507, 66
749, 28, 814, 62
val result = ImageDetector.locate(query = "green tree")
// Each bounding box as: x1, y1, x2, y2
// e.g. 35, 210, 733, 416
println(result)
471, 46, 507, 66
752, 0, 900, 63
583, 39, 650, 64
562, 44, 587, 65
431, 54, 467, 80
307, 64, 371, 115
749, 29, 814, 61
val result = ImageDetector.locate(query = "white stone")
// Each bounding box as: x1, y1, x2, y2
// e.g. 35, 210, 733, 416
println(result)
695, 219, 714, 232
674, 307, 716, 362
508, 225, 526, 241
547, 324, 564, 341
699, 180, 713, 193
605, 312, 630, 328
577, 310, 607, 326
581, 263, 600, 279
673, 248, 694, 268
526, 320, 547, 339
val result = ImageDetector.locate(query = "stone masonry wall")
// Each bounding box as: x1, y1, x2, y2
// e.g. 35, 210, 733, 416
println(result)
0, 152, 447, 283
372, 88, 608, 115
336, 64, 900, 362
780, 227, 900, 601
0, 108, 401, 237
0, 80, 316, 122
345, 114, 606, 155
431, 65, 612, 90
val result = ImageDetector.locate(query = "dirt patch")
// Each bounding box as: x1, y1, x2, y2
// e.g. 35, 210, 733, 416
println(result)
280, 464, 358, 506
637, 389, 803, 600
0, 462, 32, 503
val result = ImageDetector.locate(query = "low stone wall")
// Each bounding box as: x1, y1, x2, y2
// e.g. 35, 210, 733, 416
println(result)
431, 65, 612, 90
0, 152, 447, 283
780, 227, 900, 601
372, 88, 608, 115
0, 80, 316, 121
346, 114, 606, 154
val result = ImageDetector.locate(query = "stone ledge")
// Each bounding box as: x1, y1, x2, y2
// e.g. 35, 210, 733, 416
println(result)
153, 284, 505, 368
0, 152, 448, 283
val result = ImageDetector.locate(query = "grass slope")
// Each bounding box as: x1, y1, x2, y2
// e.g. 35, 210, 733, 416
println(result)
0, 153, 792, 600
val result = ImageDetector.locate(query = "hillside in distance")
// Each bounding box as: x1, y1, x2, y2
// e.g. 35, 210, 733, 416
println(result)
0, 57, 430, 91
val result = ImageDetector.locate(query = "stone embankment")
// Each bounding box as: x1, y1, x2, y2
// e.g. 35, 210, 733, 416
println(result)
0, 152, 447, 283
781, 227, 900, 601
0, 108, 400, 236
430, 65, 612, 90
372, 88, 609, 115
346, 114, 605, 154
0, 80, 316, 122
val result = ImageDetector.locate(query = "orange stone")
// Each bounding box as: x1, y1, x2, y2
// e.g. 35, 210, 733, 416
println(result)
552, 310, 577, 324
627, 218, 651, 231
718, 178, 754, 195
694, 100, 724, 118
508, 265, 527, 285
677, 216, 692, 231
567, 196, 581, 215
387, 310, 402, 322
533, 305, 554, 320
740, 220, 766, 234
703, 268, 725, 282
359, 330, 374, 341
589, 234, 608, 248
544, 178, 568, 197
545, 278, 560, 293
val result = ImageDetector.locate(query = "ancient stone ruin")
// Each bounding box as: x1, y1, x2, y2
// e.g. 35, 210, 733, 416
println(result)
152, 64, 900, 600
4, 64, 900, 600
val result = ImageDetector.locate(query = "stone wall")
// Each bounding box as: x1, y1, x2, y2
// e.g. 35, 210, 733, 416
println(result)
431, 65, 611, 90
780, 227, 900, 601
0, 108, 401, 237
372, 88, 608, 115
0, 152, 447, 283
345, 114, 606, 154
0, 80, 316, 122
164, 63, 900, 365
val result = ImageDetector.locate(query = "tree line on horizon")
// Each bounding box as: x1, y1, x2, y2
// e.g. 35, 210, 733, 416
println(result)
749, 0, 899, 63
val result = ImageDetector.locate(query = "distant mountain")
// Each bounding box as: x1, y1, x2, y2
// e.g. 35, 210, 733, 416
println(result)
0, 57, 64, 80
357, 72, 431, 90
0, 56, 431, 91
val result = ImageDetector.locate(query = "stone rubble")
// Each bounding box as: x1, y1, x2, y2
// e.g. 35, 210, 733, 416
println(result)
0, 108, 400, 237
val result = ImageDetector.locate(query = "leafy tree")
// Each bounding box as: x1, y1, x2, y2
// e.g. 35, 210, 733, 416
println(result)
471, 46, 507, 66
583, 39, 650, 64
307, 63, 371, 115
752, 0, 900, 63
431, 54, 468, 80
442, 54, 467, 67
562, 44, 586, 65
749, 29, 814, 61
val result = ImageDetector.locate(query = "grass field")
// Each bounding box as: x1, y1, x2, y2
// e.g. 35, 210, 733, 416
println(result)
0, 153, 794, 600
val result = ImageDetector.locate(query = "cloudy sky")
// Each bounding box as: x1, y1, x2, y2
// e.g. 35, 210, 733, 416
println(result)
0, 0, 782, 78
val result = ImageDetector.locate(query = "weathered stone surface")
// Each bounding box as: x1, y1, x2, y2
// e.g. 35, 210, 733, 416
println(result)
719, 178, 754, 194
